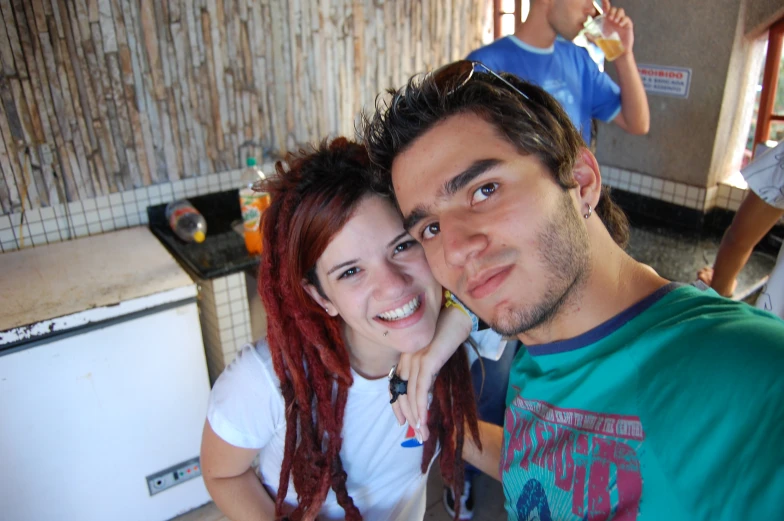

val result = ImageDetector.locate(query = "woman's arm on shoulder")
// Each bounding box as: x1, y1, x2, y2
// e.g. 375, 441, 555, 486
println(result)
393, 302, 473, 442
200, 420, 277, 521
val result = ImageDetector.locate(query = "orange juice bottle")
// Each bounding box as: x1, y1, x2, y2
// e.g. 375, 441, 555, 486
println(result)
239, 157, 271, 255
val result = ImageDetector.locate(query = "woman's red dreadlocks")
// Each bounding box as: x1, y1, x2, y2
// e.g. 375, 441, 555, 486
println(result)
258, 138, 481, 521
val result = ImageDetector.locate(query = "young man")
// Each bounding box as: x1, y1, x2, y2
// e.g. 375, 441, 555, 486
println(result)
467, 0, 649, 143
363, 66, 784, 520
458, 3, 648, 511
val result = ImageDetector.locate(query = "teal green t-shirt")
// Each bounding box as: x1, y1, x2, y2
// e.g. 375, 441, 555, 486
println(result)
502, 283, 784, 520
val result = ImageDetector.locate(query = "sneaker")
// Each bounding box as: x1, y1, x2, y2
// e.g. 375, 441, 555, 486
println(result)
443, 479, 474, 520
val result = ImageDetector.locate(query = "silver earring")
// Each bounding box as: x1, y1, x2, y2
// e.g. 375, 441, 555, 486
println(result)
583, 204, 593, 219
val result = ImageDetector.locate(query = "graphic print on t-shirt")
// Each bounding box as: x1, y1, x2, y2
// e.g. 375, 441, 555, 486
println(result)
401, 425, 423, 448
502, 396, 644, 521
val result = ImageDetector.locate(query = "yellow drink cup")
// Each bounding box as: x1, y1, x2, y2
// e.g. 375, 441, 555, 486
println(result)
584, 16, 625, 62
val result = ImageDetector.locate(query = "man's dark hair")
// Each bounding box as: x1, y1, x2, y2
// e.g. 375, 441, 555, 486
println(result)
361, 69, 629, 247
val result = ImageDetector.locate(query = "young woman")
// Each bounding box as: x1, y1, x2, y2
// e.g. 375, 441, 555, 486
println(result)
200, 138, 502, 521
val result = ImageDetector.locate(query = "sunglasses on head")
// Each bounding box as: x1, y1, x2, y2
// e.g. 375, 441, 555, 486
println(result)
431, 60, 531, 101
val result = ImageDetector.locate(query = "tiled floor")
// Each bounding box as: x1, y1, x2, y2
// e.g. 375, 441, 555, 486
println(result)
172, 466, 506, 521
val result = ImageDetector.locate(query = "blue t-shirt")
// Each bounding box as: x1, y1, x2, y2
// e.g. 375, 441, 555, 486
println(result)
502, 283, 784, 520
467, 36, 622, 144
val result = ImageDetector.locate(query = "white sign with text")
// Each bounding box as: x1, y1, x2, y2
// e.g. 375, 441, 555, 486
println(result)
637, 64, 692, 98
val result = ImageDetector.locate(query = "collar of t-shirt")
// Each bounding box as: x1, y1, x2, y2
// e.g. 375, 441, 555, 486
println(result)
506, 34, 571, 55
524, 282, 686, 357
348, 367, 393, 394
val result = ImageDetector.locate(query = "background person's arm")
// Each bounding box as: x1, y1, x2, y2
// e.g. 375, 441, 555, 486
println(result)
604, 1, 649, 135
462, 420, 504, 481
200, 420, 279, 521
698, 191, 784, 296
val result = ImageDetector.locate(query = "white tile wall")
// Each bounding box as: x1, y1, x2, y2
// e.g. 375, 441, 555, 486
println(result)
198, 272, 255, 384
600, 165, 754, 214
0, 167, 252, 253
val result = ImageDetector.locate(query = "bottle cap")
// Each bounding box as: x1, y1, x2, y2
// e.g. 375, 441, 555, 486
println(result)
193, 231, 206, 243
246, 157, 257, 167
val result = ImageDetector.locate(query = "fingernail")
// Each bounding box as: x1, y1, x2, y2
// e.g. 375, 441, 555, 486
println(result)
416, 431, 423, 444
416, 420, 421, 430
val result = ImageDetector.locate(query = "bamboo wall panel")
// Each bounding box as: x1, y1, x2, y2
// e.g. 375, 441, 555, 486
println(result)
0, 0, 486, 213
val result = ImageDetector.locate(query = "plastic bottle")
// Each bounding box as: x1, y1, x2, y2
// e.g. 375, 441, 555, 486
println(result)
165, 200, 207, 243
239, 157, 271, 255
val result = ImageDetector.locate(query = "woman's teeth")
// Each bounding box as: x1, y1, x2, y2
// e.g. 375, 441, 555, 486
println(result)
377, 296, 421, 321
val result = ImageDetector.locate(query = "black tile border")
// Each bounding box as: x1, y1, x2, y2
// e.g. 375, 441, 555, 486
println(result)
609, 188, 783, 257
610, 188, 706, 233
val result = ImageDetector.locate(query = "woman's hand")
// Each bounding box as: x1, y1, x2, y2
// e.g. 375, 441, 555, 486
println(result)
390, 303, 472, 442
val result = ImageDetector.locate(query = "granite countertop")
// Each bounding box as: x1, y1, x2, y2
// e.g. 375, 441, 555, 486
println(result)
626, 224, 776, 301
147, 189, 259, 280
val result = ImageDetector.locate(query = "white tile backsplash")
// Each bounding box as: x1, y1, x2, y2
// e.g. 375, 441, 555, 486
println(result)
99, 208, 114, 222
217, 303, 230, 318
25, 210, 41, 223
43, 219, 60, 234
0, 228, 16, 244
27, 222, 44, 236
70, 213, 86, 226
113, 215, 128, 228
39, 207, 55, 221
31, 234, 48, 246
0, 162, 759, 254
214, 278, 227, 292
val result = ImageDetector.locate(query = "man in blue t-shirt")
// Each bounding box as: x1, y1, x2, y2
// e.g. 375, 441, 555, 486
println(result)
467, 0, 649, 144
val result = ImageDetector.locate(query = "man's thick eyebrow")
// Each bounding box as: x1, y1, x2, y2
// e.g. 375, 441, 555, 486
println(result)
403, 207, 428, 232
440, 158, 502, 198
402, 158, 502, 232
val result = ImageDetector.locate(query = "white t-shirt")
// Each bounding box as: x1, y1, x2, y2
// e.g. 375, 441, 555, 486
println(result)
208, 331, 504, 521
209, 343, 425, 521
742, 142, 784, 319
